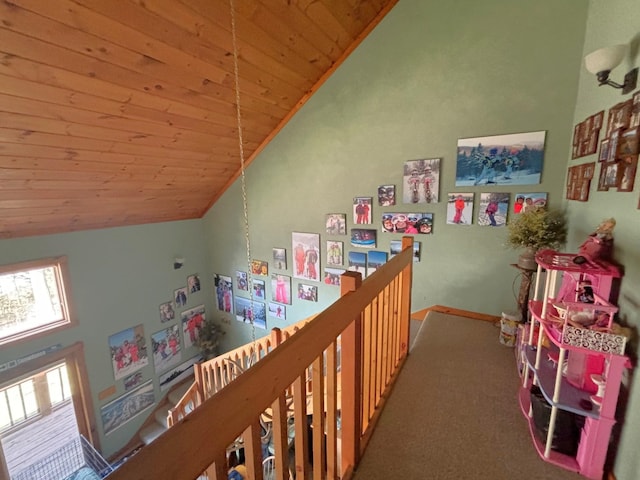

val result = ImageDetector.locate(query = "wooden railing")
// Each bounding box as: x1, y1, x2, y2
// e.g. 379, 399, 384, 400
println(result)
107, 236, 413, 480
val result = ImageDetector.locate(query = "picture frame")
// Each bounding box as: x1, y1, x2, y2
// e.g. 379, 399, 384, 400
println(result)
159, 301, 175, 323
403, 158, 441, 203
214, 273, 233, 313
174, 287, 188, 307
151, 324, 182, 374
270, 274, 292, 305
180, 304, 205, 349
233, 296, 267, 329
250, 259, 268, 276
618, 154, 638, 192
268, 302, 286, 320
323, 268, 345, 286
604, 161, 621, 189
347, 251, 366, 276
478, 193, 510, 227
367, 251, 388, 276
446, 193, 473, 225
353, 197, 373, 224
381, 213, 433, 234
619, 126, 639, 156
108, 325, 149, 381
297, 283, 318, 302
326, 240, 343, 266
187, 274, 201, 294
597, 163, 609, 192
390, 240, 421, 263
325, 213, 346, 235
456, 131, 545, 186
513, 192, 547, 214
598, 138, 610, 162
272, 248, 287, 270
608, 129, 621, 162
292, 232, 320, 281
101, 380, 155, 436
252, 278, 266, 300
159, 353, 203, 392
236, 270, 248, 291
350, 228, 377, 248
630, 90, 640, 127
377, 185, 396, 206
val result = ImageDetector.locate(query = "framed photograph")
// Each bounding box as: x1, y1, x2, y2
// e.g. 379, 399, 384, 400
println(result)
123, 372, 144, 392
367, 251, 388, 276
252, 278, 266, 300
593, 110, 604, 130
292, 232, 320, 281
619, 127, 639, 156
268, 302, 286, 320
159, 301, 175, 323
456, 131, 546, 186
297, 283, 318, 302
446, 193, 473, 225
270, 274, 292, 305
325, 213, 346, 235
187, 274, 201, 294
597, 163, 610, 192
180, 304, 205, 349
403, 158, 440, 203
108, 325, 149, 381
347, 251, 366, 276
323, 268, 345, 286
390, 240, 421, 263
101, 380, 155, 436
174, 287, 188, 307
326, 240, 343, 266
604, 161, 621, 188
381, 213, 433, 234
350, 228, 377, 248
353, 197, 373, 224
151, 324, 182, 374
598, 139, 610, 162
233, 296, 267, 329
608, 129, 620, 162
250, 259, 268, 276
478, 193, 510, 227
377, 185, 396, 206
631, 91, 640, 127
618, 154, 638, 192
159, 353, 203, 392
513, 192, 547, 214
272, 248, 287, 270
236, 270, 248, 291
214, 273, 233, 313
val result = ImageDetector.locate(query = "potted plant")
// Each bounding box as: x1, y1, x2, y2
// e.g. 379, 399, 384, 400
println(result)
506, 207, 567, 269
196, 318, 225, 360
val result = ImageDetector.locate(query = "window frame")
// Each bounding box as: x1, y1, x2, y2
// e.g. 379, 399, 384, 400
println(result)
0, 256, 76, 347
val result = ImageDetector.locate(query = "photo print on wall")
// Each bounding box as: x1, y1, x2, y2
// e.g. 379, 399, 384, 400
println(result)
297, 283, 318, 302
326, 240, 343, 266
403, 158, 440, 204
348, 251, 367, 276
326, 213, 346, 235
456, 130, 546, 186
324, 267, 346, 286
252, 278, 266, 300
174, 287, 188, 307
446, 193, 474, 225
234, 297, 267, 329
101, 380, 155, 436
292, 232, 320, 282
108, 324, 149, 381
236, 270, 248, 291
214, 273, 233, 313
159, 301, 175, 323
378, 185, 396, 206
513, 192, 547, 214
272, 248, 287, 270
271, 274, 292, 305
268, 302, 286, 320
181, 304, 205, 349
353, 197, 373, 224
351, 228, 377, 248
478, 192, 510, 227
151, 324, 182, 374
187, 274, 200, 293
251, 259, 268, 276
390, 240, 421, 263
381, 213, 433, 234
367, 251, 388, 276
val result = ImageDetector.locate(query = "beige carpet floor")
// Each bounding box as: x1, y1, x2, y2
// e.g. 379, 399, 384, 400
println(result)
352, 312, 583, 480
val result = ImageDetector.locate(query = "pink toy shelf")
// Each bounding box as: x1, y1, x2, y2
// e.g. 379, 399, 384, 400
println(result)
516, 250, 630, 480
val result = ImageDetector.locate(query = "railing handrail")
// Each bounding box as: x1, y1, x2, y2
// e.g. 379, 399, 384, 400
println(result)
108, 242, 413, 480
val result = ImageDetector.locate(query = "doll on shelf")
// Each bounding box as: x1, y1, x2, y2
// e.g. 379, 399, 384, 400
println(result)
573, 217, 616, 265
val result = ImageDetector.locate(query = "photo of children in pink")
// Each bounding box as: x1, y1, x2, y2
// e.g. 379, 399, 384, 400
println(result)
403, 158, 441, 203
268, 302, 286, 320
292, 232, 321, 281
108, 325, 149, 381
478, 192, 510, 227
180, 304, 206, 349
271, 274, 292, 305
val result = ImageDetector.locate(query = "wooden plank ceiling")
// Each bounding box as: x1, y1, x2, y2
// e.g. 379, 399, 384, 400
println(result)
0, 0, 398, 239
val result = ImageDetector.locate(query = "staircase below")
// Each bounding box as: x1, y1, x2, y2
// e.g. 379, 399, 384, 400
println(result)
139, 381, 194, 445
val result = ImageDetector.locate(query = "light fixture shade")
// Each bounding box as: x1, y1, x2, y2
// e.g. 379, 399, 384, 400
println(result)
584, 44, 627, 74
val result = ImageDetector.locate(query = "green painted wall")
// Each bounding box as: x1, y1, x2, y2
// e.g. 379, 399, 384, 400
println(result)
568, 1, 640, 478
204, 0, 588, 347
0, 220, 211, 458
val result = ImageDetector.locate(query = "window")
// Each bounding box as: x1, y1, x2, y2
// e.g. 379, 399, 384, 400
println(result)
0, 257, 75, 346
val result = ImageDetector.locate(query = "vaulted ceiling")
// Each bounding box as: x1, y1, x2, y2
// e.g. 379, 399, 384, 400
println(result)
0, 0, 398, 239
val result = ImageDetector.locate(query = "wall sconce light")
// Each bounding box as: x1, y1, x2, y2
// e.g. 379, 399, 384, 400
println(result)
584, 44, 638, 95
173, 257, 185, 269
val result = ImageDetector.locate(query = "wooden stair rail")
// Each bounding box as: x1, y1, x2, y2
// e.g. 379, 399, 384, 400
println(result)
108, 237, 413, 480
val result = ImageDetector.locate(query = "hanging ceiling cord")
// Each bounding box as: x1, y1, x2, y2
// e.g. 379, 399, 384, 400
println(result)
229, 0, 257, 353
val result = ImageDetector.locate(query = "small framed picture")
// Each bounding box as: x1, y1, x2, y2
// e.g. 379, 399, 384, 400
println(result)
608, 129, 621, 162
251, 259, 268, 276
187, 274, 200, 294
597, 163, 609, 192
252, 278, 266, 300
353, 197, 373, 224
272, 248, 287, 270
631, 91, 640, 127
604, 161, 621, 188
159, 301, 175, 323
593, 110, 604, 130
174, 287, 188, 307
325, 213, 346, 235
268, 302, 286, 320
619, 126, 639, 156
377, 185, 396, 206
236, 271, 248, 291
297, 283, 317, 302
618, 154, 638, 192
326, 240, 343, 266
598, 139, 610, 162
